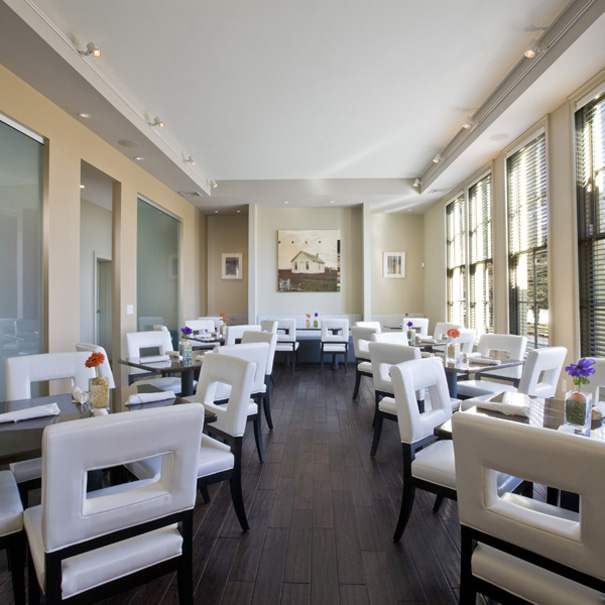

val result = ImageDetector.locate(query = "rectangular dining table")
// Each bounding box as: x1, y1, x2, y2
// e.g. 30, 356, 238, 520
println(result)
119, 355, 205, 397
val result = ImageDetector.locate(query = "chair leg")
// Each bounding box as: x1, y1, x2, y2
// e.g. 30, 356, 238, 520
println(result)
176, 515, 194, 605
199, 482, 211, 504
229, 473, 249, 532
262, 382, 274, 430
352, 370, 361, 399
370, 413, 383, 457
7, 533, 25, 605
27, 549, 41, 605
393, 482, 416, 542
252, 412, 265, 463
432, 494, 444, 512
320, 347, 324, 371
372, 392, 381, 427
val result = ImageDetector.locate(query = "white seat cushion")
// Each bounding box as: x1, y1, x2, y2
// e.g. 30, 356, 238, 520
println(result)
10, 457, 42, 483
378, 396, 396, 415
472, 543, 605, 604
456, 379, 517, 399
275, 342, 300, 352
24, 504, 183, 599
197, 435, 234, 477
411, 440, 456, 489
0, 470, 23, 536
323, 344, 347, 352
357, 361, 372, 374
136, 376, 183, 392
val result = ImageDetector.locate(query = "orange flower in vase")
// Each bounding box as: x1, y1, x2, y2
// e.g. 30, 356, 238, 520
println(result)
85, 352, 109, 409
446, 328, 460, 339
445, 328, 461, 364
305, 313, 311, 328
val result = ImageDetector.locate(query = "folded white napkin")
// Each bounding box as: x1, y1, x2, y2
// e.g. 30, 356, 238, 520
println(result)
0, 402, 60, 423
476, 395, 530, 417
167, 351, 180, 359
195, 353, 207, 362
472, 357, 502, 366
140, 354, 170, 363
125, 391, 175, 405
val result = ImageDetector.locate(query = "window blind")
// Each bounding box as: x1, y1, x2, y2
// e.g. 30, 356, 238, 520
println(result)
469, 174, 493, 335
446, 194, 466, 325
507, 133, 548, 349
577, 92, 605, 356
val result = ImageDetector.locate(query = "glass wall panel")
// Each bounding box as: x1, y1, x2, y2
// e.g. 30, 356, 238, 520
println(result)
137, 198, 180, 347
0, 118, 44, 398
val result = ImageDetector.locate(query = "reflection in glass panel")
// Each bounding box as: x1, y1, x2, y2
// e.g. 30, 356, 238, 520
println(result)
0, 118, 44, 398
137, 199, 180, 348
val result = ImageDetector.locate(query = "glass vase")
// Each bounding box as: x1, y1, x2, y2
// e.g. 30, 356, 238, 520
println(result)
90, 376, 109, 409
564, 390, 592, 434
407, 329, 416, 346
179, 339, 192, 361
446, 341, 460, 364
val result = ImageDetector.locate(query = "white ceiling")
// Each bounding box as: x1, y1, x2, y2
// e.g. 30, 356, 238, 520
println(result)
1, 0, 604, 213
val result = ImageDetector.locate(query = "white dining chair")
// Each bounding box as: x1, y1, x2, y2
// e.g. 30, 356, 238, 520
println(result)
433, 322, 462, 340
320, 319, 350, 372
273, 318, 300, 370
225, 324, 261, 345
371, 331, 410, 346
75, 343, 115, 388
24, 403, 204, 604
351, 325, 380, 399
453, 411, 605, 604
185, 318, 216, 334
401, 317, 429, 336
354, 321, 382, 333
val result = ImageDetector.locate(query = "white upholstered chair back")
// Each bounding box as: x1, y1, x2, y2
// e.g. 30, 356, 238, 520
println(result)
433, 322, 462, 340
476, 333, 527, 380
369, 342, 421, 395
517, 346, 567, 398
40, 403, 204, 552
126, 330, 174, 357
452, 411, 605, 585
275, 318, 297, 343
390, 357, 452, 444
260, 320, 278, 334
194, 354, 256, 439
457, 328, 476, 355
588, 357, 605, 403
354, 321, 382, 333
75, 343, 115, 389
185, 319, 215, 334
225, 324, 261, 345
320, 319, 349, 343
352, 326, 380, 361
241, 331, 277, 377
197, 316, 222, 332
402, 317, 429, 336
371, 331, 409, 345
6, 352, 95, 400
213, 342, 269, 396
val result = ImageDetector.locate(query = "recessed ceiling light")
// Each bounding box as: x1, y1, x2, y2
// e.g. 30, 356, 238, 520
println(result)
118, 139, 139, 148
80, 184, 85, 189
236, 209, 241, 214
214, 210, 219, 214
78, 112, 91, 119
329, 200, 335, 204
283, 200, 289, 205
134, 156, 144, 161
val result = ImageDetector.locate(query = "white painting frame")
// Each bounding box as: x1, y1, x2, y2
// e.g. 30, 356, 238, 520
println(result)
383, 251, 405, 278
222, 253, 243, 280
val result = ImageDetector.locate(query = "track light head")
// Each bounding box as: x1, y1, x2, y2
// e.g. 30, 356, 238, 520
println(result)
524, 39, 542, 59
212, 180, 218, 189
413, 178, 421, 188
462, 114, 474, 130
432, 153, 442, 164
148, 117, 165, 128
79, 42, 102, 58
184, 156, 196, 166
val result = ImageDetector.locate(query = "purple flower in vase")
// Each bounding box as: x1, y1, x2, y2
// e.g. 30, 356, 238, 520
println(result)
407, 321, 414, 329
181, 326, 193, 337
565, 357, 595, 388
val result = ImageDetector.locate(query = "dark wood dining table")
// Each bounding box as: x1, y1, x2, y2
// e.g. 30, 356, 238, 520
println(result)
119, 355, 205, 397
0, 386, 216, 467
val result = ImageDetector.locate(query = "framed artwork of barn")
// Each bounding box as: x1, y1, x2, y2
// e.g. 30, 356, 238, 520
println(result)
277, 230, 341, 292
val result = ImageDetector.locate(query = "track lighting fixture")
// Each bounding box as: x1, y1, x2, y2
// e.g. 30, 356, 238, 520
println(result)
79, 42, 102, 58
413, 178, 421, 188
432, 153, 442, 164
462, 114, 474, 130
524, 39, 542, 59
211, 180, 218, 189
148, 117, 165, 128
184, 156, 196, 166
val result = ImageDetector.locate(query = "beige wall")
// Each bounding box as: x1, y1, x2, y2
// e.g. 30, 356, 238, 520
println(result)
370, 213, 424, 314
250, 206, 364, 319
206, 214, 248, 321
0, 65, 204, 366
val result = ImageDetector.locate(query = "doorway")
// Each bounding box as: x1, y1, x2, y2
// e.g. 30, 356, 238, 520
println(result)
95, 256, 112, 357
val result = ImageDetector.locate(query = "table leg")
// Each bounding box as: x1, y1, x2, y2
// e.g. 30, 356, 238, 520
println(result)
446, 372, 458, 398
181, 371, 194, 397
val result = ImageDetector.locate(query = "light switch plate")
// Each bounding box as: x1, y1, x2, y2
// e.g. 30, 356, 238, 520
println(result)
127, 304, 134, 315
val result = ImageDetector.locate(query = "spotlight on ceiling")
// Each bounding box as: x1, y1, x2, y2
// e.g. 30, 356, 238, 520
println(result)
524, 39, 542, 59
413, 178, 421, 188
462, 114, 474, 130
184, 156, 196, 166
79, 42, 102, 58
148, 117, 165, 128
432, 153, 442, 164
211, 180, 218, 189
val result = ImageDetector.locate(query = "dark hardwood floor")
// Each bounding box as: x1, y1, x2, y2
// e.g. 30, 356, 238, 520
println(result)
0, 363, 490, 604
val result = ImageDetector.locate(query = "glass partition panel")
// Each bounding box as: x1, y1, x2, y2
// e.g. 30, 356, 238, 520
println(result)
137, 198, 180, 348
0, 117, 44, 398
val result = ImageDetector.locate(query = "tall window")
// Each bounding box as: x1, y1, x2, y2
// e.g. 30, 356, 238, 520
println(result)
446, 194, 466, 326
468, 174, 493, 335
446, 174, 493, 335
577, 91, 605, 357
507, 133, 548, 349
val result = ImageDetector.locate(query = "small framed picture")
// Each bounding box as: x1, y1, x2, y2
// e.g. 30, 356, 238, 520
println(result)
222, 253, 243, 279
383, 251, 405, 278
